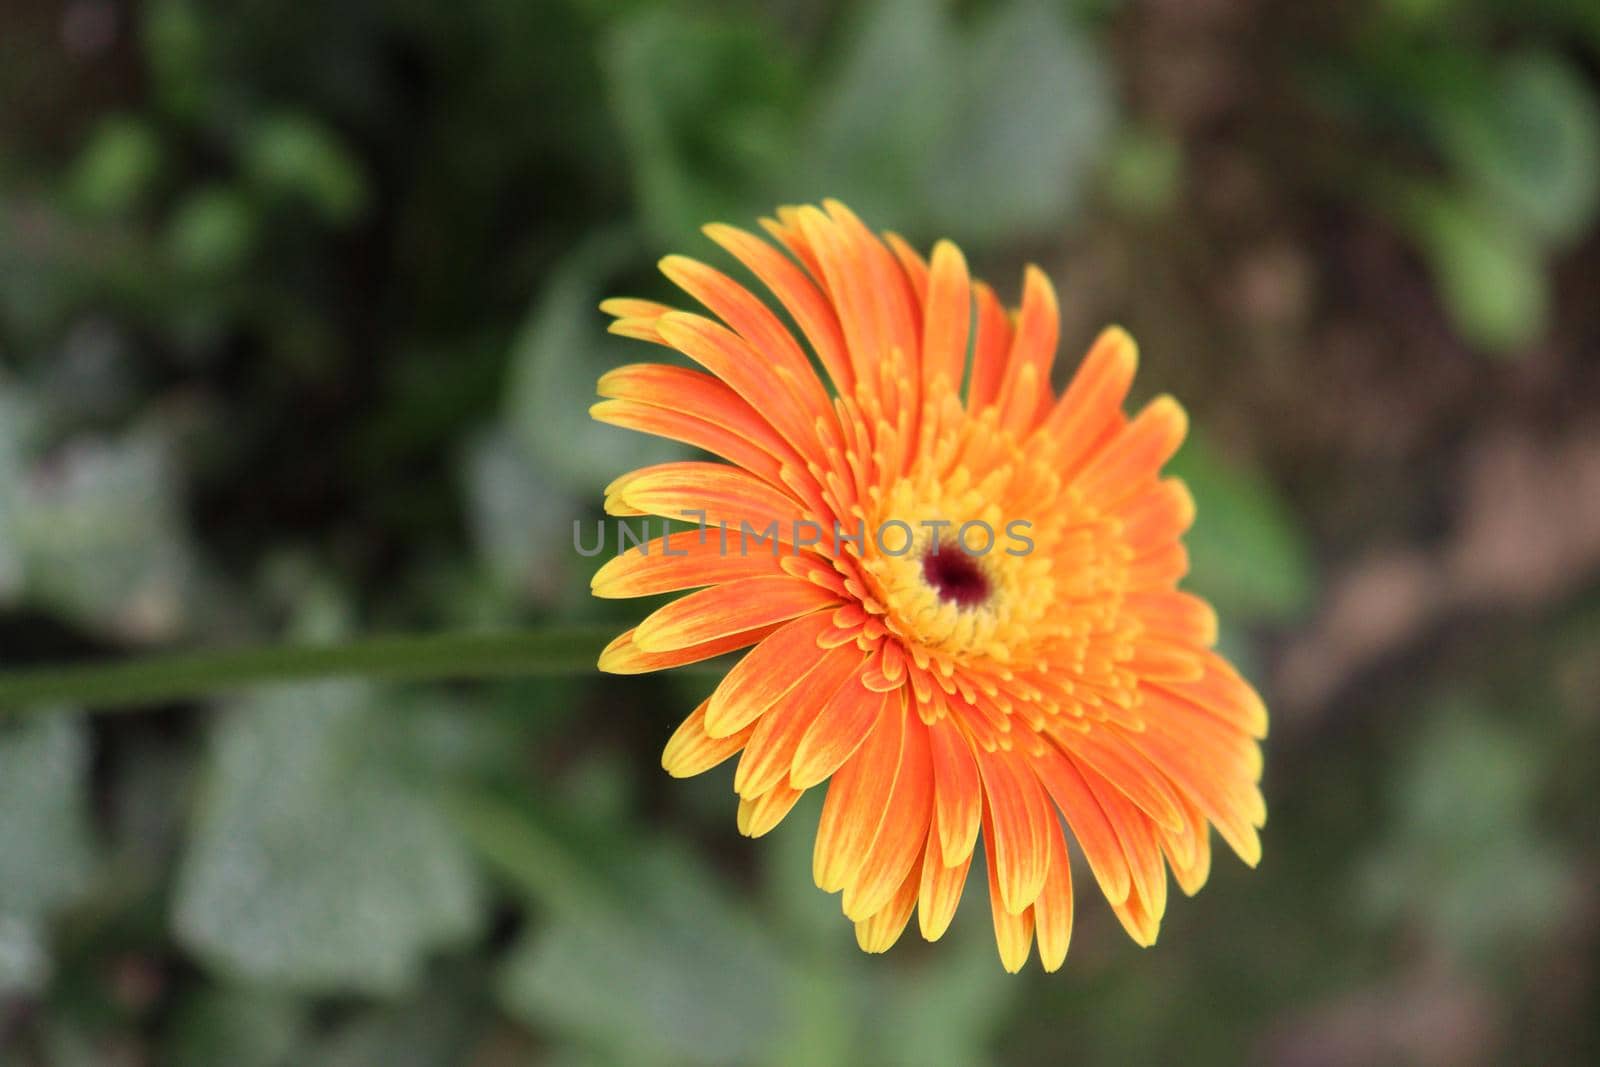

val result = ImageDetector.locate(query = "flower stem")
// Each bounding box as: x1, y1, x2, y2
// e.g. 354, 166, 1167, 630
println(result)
0, 627, 614, 713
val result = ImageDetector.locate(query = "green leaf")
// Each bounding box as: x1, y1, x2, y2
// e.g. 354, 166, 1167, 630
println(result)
67, 116, 165, 218
1359, 699, 1574, 967
500, 881, 784, 1066
1103, 125, 1184, 218
164, 986, 308, 1067
1398, 182, 1548, 354
1166, 436, 1315, 622
142, 0, 213, 121
0, 915, 52, 995
242, 114, 370, 225
602, 0, 1112, 247
604, 10, 800, 246
0, 714, 95, 995
923, 0, 1114, 244
1438, 52, 1600, 248
807, 0, 1114, 244
167, 186, 260, 275
0, 382, 32, 600
456, 792, 789, 1066
173, 682, 481, 995
1379, 0, 1455, 24
0, 715, 96, 920
12, 428, 205, 641
804, 0, 951, 231
305, 988, 481, 1067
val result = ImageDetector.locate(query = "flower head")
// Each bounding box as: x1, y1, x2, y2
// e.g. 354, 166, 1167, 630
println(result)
591, 200, 1267, 972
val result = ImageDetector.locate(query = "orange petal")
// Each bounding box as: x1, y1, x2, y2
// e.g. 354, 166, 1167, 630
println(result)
599, 297, 673, 321
658, 254, 832, 420
591, 531, 790, 598
704, 612, 836, 737
598, 361, 802, 461
917, 820, 973, 941
1162, 794, 1213, 897
1140, 684, 1264, 783
1115, 477, 1196, 552
1150, 652, 1269, 739
1031, 744, 1132, 906
605, 461, 800, 535
883, 232, 929, 307
597, 360, 709, 402
634, 577, 839, 655
1116, 711, 1263, 867
791, 206, 882, 393
737, 781, 803, 837
592, 398, 785, 485
1127, 542, 1190, 590
734, 642, 869, 797
606, 314, 671, 346
1044, 325, 1137, 474
859, 639, 906, 692
823, 199, 919, 392
790, 674, 888, 789
973, 744, 1051, 914
781, 551, 852, 598
1073, 396, 1188, 508
1123, 639, 1205, 682
597, 624, 775, 675
928, 714, 982, 866
1109, 879, 1162, 948
703, 222, 854, 397
855, 851, 922, 954
983, 809, 1036, 973
994, 266, 1059, 432
1125, 590, 1219, 647
762, 207, 826, 290
654, 311, 821, 452
1080, 764, 1169, 942
1053, 725, 1188, 834
966, 281, 1013, 411
995, 362, 1042, 443
814, 691, 907, 893
1033, 812, 1074, 972
842, 716, 933, 921
921, 239, 971, 396
661, 699, 756, 778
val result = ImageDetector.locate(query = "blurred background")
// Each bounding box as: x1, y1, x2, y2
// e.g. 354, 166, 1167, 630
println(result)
2, 0, 1598, 1063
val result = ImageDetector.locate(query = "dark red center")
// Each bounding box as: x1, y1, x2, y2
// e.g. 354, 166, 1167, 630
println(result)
921, 546, 991, 609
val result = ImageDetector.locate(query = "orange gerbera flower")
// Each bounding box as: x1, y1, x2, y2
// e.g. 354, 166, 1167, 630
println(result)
591, 200, 1267, 972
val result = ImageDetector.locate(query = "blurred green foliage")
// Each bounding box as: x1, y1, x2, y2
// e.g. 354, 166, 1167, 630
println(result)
2, 0, 1599, 1064
0, 716, 95, 991
1360, 700, 1574, 969
1320, 2, 1600, 351
173, 682, 483, 995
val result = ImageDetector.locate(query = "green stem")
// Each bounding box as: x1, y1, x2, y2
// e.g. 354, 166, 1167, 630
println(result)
0, 627, 614, 713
